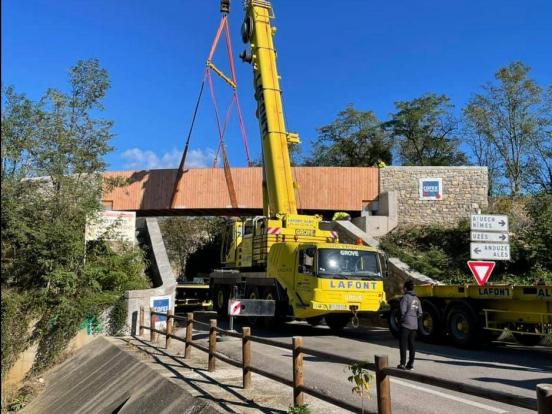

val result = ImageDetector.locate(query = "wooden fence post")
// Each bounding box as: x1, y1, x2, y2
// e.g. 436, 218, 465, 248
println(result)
242, 327, 251, 389
149, 308, 156, 342
208, 319, 217, 372
139, 306, 144, 336
375, 355, 392, 414
537, 384, 552, 414
185, 312, 193, 359
292, 336, 304, 406
165, 310, 173, 349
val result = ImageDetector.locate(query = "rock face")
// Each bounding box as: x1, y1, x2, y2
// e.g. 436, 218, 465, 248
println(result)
380, 166, 488, 227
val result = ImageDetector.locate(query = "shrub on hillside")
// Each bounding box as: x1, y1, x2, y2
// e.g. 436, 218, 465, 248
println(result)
380, 193, 552, 284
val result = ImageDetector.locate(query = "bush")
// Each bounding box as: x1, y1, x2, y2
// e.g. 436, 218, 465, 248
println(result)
380, 194, 552, 284
1, 291, 35, 380
108, 296, 128, 336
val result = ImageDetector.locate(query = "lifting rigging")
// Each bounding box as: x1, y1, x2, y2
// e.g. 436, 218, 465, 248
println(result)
170, 0, 252, 210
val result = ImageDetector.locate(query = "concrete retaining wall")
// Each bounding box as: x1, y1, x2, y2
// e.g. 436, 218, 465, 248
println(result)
379, 166, 488, 227
125, 218, 176, 335
21, 337, 221, 414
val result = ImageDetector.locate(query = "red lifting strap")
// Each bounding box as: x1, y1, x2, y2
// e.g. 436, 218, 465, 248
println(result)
170, 13, 251, 209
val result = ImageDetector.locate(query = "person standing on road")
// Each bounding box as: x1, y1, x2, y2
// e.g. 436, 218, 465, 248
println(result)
398, 279, 422, 370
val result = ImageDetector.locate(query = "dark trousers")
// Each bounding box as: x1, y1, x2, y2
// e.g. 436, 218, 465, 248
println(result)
399, 327, 416, 366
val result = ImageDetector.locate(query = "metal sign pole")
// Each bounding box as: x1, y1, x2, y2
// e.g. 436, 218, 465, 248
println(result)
229, 285, 238, 332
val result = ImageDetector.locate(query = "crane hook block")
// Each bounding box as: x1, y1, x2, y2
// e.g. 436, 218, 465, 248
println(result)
220, 0, 230, 14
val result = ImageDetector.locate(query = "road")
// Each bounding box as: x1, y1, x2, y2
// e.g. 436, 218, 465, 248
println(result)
189, 320, 551, 414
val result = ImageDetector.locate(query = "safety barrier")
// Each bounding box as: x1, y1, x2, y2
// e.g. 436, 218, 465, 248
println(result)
139, 307, 548, 414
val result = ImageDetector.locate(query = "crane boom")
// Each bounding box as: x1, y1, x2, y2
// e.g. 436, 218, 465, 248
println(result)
241, 0, 299, 217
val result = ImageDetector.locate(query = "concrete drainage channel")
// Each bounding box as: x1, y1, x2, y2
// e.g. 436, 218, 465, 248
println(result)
21, 337, 223, 414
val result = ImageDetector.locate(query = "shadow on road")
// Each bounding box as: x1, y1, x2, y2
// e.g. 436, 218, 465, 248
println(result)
197, 316, 552, 375
473, 376, 552, 391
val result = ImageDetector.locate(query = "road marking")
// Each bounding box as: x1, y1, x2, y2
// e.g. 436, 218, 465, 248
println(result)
391, 378, 508, 413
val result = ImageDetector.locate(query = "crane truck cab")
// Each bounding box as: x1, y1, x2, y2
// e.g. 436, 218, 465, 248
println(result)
212, 215, 386, 330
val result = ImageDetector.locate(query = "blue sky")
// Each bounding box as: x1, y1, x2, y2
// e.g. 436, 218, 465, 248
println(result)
3, 0, 551, 171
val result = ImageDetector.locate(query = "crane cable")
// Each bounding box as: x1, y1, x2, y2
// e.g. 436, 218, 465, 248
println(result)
170, 78, 206, 209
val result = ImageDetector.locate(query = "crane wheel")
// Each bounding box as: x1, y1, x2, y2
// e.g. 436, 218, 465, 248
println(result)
446, 304, 481, 348
306, 316, 324, 327
245, 286, 260, 326
213, 286, 228, 316
325, 314, 350, 333
261, 288, 284, 328
418, 300, 443, 343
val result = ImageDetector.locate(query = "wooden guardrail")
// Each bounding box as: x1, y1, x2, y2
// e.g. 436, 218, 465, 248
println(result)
139, 307, 547, 414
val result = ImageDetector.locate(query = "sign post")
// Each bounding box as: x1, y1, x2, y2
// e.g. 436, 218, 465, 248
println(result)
228, 286, 239, 332
469, 214, 510, 285
150, 295, 171, 330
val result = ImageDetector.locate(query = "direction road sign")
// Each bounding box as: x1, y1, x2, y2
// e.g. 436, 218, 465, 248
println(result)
470, 242, 511, 260
467, 261, 496, 286
470, 231, 509, 243
470, 214, 509, 232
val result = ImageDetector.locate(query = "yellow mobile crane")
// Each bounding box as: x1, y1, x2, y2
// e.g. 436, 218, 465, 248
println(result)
209, 0, 386, 330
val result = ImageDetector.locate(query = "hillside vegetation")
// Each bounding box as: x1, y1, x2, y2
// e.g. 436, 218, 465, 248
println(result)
380, 193, 552, 284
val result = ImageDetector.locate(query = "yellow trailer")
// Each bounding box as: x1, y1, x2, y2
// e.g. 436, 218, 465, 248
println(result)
175, 283, 212, 312
388, 284, 552, 348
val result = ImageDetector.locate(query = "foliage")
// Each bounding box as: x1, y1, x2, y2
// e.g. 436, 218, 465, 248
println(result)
1, 291, 36, 380
380, 194, 552, 283
287, 404, 311, 414
3, 379, 45, 413
305, 105, 393, 167
463, 62, 551, 195
1, 60, 148, 376
387, 94, 466, 166
380, 223, 470, 282
520, 192, 552, 271
160, 217, 225, 279
7, 393, 31, 412
108, 296, 129, 337
347, 361, 374, 414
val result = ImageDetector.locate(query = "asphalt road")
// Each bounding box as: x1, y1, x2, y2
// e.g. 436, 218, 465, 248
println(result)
191, 320, 552, 414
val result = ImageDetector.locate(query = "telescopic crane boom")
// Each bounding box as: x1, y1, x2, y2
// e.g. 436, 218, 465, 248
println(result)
240, 0, 299, 217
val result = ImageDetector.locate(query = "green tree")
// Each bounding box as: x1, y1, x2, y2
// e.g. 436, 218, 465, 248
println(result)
305, 105, 393, 167
388, 94, 467, 166
525, 192, 552, 271
2, 59, 113, 289
526, 85, 552, 192
463, 62, 550, 196
1, 59, 148, 377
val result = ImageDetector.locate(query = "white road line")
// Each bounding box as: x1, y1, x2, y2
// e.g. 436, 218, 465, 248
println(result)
390, 378, 508, 413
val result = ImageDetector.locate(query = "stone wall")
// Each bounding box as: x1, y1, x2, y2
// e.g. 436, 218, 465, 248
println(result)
379, 166, 488, 227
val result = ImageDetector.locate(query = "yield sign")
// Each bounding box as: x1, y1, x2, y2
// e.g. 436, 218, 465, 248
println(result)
467, 261, 496, 286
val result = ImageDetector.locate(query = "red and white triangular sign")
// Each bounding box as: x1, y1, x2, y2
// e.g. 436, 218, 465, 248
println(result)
467, 261, 496, 286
